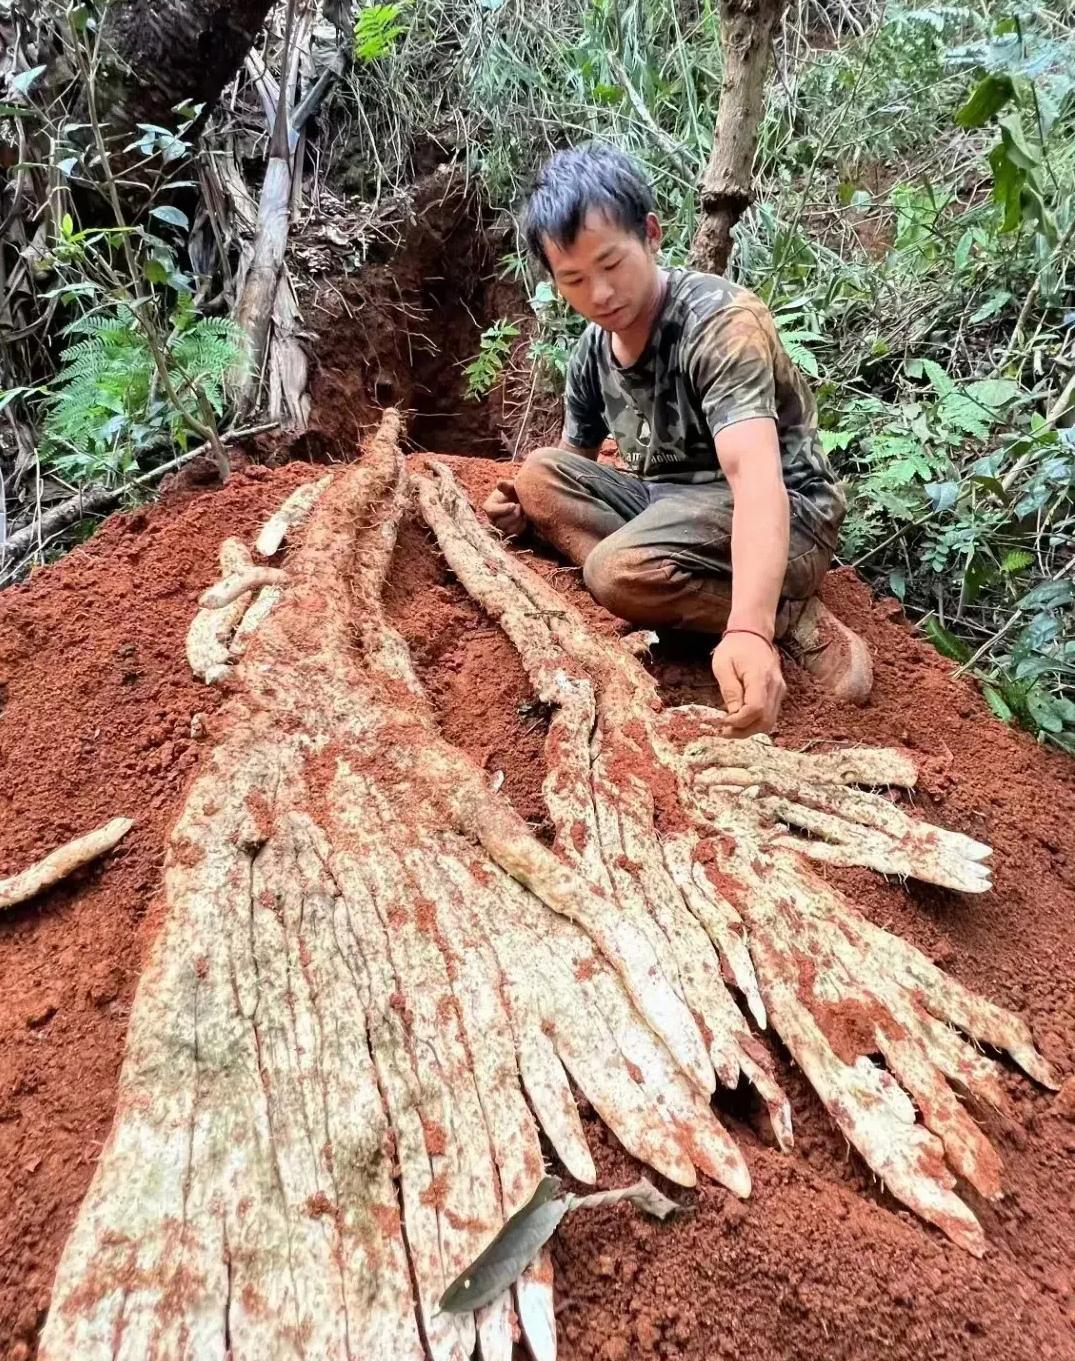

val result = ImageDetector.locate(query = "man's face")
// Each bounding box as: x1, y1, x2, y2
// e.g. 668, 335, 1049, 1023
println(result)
543, 209, 662, 333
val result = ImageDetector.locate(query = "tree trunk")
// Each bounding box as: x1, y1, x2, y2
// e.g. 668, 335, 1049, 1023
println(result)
97, 0, 277, 137
691, 0, 789, 274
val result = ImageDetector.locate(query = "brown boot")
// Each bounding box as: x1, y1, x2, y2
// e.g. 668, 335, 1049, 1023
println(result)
781, 596, 873, 704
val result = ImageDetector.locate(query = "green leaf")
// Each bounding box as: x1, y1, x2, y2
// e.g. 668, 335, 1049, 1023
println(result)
1014, 612, 1060, 657
982, 684, 1014, 723
150, 205, 190, 230
1017, 580, 1073, 611
530, 280, 556, 312
1000, 549, 1034, 574
887, 456, 930, 485
989, 142, 1025, 232
923, 616, 972, 663
955, 73, 1015, 127
819, 429, 855, 454
925, 480, 960, 513
143, 258, 171, 285
1014, 654, 1060, 682
1026, 688, 1064, 734
962, 554, 994, 604
1051, 696, 1075, 725
970, 474, 1007, 500
1014, 482, 1052, 518
997, 113, 1039, 171
0, 385, 44, 414
173, 99, 205, 125
439, 1177, 568, 1314
937, 392, 992, 438
464, 318, 520, 399
1019, 182, 1056, 243
967, 292, 1012, 324
40, 281, 101, 301
161, 135, 189, 165
789, 345, 818, 378
778, 328, 823, 380
964, 377, 1020, 412
353, 2, 408, 61
917, 357, 954, 398
10, 64, 46, 96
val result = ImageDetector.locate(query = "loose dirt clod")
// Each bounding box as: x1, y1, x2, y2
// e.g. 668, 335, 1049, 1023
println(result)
0, 818, 134, 913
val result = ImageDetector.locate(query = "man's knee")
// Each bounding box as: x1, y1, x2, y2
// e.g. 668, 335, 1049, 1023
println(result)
584, 538, 733, 631
583, 539, 665, 625
513, 446, 570, 525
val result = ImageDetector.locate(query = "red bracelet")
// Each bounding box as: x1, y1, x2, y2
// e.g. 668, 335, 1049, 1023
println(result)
722, 627, 777, 652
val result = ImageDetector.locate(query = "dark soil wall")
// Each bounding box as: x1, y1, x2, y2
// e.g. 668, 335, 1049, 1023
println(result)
295, 173, 560, 462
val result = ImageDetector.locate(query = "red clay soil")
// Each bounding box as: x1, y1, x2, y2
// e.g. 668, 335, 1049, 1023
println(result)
2, 452, 1074, 1361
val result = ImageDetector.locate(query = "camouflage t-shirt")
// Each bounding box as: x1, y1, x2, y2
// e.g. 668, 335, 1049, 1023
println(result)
562, 267, 845, 547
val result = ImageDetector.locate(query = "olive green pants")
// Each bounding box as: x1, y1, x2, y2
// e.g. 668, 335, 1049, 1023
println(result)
514, 446, 840, 635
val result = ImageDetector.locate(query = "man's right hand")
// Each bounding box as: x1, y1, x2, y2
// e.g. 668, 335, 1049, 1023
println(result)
483, 478, 527, 538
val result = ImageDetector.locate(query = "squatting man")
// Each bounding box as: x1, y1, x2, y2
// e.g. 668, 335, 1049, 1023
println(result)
484, 145, 873, 737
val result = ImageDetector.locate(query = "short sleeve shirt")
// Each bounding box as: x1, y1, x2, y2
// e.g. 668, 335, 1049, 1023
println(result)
562, 267, 844, 545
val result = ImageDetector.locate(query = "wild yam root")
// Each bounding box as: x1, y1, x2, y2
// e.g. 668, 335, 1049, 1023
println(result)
41, 415, 1054, 1361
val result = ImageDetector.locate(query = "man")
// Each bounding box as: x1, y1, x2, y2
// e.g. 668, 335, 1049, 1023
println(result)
484, 144, 872, 737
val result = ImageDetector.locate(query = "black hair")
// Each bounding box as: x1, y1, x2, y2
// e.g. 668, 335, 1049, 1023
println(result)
523, 143, 656, 272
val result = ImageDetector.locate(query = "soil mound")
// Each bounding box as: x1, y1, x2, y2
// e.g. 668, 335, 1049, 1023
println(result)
1, 454, 1073, 1361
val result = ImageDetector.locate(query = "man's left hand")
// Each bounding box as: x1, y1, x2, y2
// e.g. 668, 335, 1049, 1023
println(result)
711, 631, 786, 737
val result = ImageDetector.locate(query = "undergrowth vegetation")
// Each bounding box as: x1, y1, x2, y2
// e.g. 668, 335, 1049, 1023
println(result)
351, 0, 1074, 748
41, 302, 244, 486
1, 16, 246, 498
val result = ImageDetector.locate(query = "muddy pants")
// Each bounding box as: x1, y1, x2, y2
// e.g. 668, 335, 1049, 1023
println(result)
514, 446, 839, 636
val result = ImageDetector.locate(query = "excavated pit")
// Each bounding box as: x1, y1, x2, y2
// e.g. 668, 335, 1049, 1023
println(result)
292, 176, 560, 464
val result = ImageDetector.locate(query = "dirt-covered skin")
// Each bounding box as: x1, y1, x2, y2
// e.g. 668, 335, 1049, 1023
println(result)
1, 452, 1073, 1360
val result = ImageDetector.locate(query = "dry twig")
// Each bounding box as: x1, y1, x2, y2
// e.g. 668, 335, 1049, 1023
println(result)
0, 818, 134, 912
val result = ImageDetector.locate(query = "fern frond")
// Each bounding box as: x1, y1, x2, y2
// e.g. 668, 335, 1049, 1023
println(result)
41, 304, 242, 487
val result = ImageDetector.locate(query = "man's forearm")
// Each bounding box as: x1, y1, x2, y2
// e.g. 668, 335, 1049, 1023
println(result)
726, 480, 790, 639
